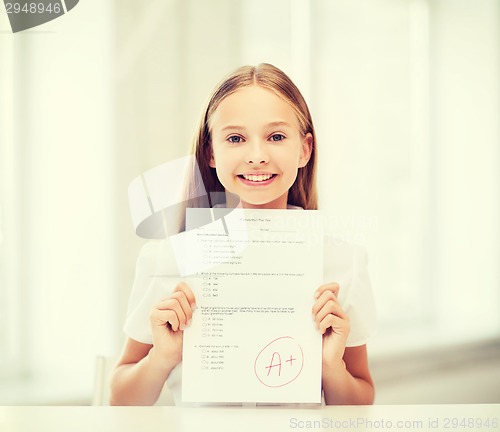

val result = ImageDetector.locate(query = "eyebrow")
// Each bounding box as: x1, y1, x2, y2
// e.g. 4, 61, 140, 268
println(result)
219, 121, 293, 132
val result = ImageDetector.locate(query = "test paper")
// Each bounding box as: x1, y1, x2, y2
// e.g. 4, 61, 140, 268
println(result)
176, 208, 324, 404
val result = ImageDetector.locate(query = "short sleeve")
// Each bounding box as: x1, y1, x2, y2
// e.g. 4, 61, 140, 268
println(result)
343, 245, 378, 347
123, 240, 183, 344
323, 239, 377, 347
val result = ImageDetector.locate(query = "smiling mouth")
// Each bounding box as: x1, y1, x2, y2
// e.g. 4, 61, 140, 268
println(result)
238, 173, 277, 183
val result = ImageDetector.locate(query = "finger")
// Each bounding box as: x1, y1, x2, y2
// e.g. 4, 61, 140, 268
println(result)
314, 299, 347, 327
311, 289, 339, 316
155, 289, 193, 327
153, 298, 187, 330
175, 282, 197, 308
318, 314, 350, 336
314, 282, 340, 299
150, 308, 180, 332
170, 291, 193, 326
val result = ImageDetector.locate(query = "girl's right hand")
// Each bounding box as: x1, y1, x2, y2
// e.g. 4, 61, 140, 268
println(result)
149, 282, 196, 367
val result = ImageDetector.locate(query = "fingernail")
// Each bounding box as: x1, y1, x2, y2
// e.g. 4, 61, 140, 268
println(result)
314, 291, 319, 299
191, 303, 197, 311
187, 319, 192, 326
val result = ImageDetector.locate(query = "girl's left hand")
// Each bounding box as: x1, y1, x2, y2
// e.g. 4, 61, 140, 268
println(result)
312, 282, 350, 368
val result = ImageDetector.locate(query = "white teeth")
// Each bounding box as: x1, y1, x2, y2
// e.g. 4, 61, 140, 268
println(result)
242, 174, 273, 182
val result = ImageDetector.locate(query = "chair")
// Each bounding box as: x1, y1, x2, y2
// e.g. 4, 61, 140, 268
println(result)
92, 356, 116, 406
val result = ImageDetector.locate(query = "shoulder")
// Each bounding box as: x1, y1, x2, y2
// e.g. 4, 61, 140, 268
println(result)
322, 237, 371, 308
136, 240, 162, 263
323, 237, 377, 346
323, 236, 368, 278
135, 239, 179, 276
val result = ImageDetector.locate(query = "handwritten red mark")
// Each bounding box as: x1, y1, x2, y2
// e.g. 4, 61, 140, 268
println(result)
254, 336, 304, 388
265, 352, 282, 376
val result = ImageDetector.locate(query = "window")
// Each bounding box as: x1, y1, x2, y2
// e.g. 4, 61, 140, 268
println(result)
0, 3, 116, 403
311, 0, 500, 354
0, 34, 23, 381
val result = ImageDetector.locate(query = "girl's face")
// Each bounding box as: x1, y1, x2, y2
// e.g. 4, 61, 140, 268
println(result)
209, 85, 312, 209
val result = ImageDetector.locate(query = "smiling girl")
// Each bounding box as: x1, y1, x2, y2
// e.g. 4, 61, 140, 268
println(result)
110, 63, 377, 406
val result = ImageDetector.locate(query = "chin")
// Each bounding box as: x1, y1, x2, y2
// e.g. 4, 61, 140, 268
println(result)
242, 197, 285, 209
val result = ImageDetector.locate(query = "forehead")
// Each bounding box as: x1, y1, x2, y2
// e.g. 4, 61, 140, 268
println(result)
210, 85, 300, 130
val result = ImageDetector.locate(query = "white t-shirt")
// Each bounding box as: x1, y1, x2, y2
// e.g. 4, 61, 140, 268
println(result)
123, 217, 377, 405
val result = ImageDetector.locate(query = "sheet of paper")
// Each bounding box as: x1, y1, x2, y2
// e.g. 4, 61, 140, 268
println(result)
174, 208, 324, 404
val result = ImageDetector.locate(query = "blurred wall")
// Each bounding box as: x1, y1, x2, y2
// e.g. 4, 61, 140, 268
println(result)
0, 0, 499, 404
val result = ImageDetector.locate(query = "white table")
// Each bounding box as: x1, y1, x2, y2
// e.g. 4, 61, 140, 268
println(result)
1, 404, 498, 432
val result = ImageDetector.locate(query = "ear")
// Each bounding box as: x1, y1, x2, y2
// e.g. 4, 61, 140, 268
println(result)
209, 151, 216, 168
298, 133, 313, 168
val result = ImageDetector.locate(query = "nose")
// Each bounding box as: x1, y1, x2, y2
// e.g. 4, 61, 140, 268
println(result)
245, 140, 269, 165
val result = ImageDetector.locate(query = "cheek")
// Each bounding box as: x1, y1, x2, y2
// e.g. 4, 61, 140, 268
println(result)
279, 152, 302, 174
211, 151, 236, 184
210, 144, 223, 168
212, 150, 230, 172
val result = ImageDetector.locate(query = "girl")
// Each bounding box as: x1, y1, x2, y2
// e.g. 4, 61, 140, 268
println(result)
110, 63, 377, 406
